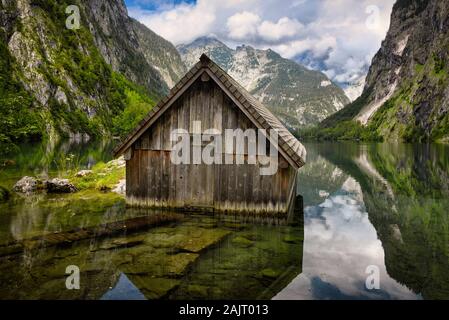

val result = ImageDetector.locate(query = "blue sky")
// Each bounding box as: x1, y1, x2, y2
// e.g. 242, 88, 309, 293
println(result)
124, 0, 195, 12
124, 0, 396, 99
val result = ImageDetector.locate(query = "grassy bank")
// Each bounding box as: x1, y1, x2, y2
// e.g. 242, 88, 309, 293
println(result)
68, 158, 126, 192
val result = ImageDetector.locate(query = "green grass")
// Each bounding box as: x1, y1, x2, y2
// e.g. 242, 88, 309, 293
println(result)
297, 120, 382, 142
69, 160, 125, 191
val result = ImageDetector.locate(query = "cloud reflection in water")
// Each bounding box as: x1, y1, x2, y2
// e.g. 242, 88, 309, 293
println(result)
275, 177, 420, 300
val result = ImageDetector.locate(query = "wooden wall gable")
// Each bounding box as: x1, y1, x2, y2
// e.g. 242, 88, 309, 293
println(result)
133, 76, 289, 166
126, 75, 295, 212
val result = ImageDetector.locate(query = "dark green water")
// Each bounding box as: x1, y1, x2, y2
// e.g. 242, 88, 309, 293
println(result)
0, 141, 448, 299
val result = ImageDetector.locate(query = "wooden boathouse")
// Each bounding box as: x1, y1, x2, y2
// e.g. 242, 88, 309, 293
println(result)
113, 54, 306, 214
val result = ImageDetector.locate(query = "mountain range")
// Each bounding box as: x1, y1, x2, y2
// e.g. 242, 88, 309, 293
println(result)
4, 0, 443, 152
0, 0, 353, 153
178, 37, 350, 130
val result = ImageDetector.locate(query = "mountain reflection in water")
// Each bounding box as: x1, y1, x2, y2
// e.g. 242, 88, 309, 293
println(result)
276, 142, 449, 300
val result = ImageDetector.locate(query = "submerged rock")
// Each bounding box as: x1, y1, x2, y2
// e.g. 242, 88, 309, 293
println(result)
260, 268, 281, 279
184, 284, 210, 297
282, 234, 303, 244
122, 251, 198, 279
94, 235, 146, 251
231, 236, 254, 248
45, 178, 77, 193
127, 276, 180, 299
13, 176, 44, 193
176, 228, 231, 253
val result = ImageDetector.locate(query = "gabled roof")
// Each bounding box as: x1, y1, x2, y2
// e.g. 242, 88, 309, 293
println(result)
113, 54, 306, 169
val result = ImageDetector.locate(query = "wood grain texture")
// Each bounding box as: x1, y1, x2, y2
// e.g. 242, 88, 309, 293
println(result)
126, 78, 296, 214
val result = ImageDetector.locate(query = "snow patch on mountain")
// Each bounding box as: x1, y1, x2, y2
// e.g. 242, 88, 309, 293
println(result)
321, 80, 332, 87
342, 77, 366, 102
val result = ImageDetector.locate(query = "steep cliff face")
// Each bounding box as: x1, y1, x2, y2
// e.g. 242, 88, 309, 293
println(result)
0, 0, 186, 150
131, 19, 186, 89
82, 0, 166, 96
178, 37, 350, 129
83, 0, 185, 94
322, 0, 449, 141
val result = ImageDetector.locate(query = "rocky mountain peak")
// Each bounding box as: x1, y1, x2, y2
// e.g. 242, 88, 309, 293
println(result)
178, 37, 350, 128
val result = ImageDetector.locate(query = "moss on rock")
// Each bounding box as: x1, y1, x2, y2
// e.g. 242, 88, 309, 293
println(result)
231, 236, 254, 248
127, 276, 180, 299
259, 268, 282, 279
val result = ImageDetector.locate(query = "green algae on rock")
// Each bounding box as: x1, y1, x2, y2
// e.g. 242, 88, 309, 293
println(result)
231, 236, 254, 248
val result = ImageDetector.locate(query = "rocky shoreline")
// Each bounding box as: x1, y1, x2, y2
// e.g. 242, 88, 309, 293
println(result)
10, 157, 126, 196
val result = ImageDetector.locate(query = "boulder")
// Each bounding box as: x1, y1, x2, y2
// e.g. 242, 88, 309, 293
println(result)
13, 176, 43, 193
75, 170, 93, 177
112, 179, 126, 195
45, 178, 77, 193
107, 156, 126, 168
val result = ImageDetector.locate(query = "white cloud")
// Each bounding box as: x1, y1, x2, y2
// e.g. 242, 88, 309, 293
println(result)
128, 0, 396, 89
129, 1, 216, 45
257, 17, 304, 41
273, 36, 337, 60
226, 13, 303, 42
227, 11, 261, 40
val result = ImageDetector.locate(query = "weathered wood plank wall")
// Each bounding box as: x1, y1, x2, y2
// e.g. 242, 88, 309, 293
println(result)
126, 78, 297, 214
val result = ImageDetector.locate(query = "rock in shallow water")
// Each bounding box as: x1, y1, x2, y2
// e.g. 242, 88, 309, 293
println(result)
45, 178, 77, 193
13, 176, 44, 193
231, 236, 254, 248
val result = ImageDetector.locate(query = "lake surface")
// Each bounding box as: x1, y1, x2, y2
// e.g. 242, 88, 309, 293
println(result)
0, 140, 448, 299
